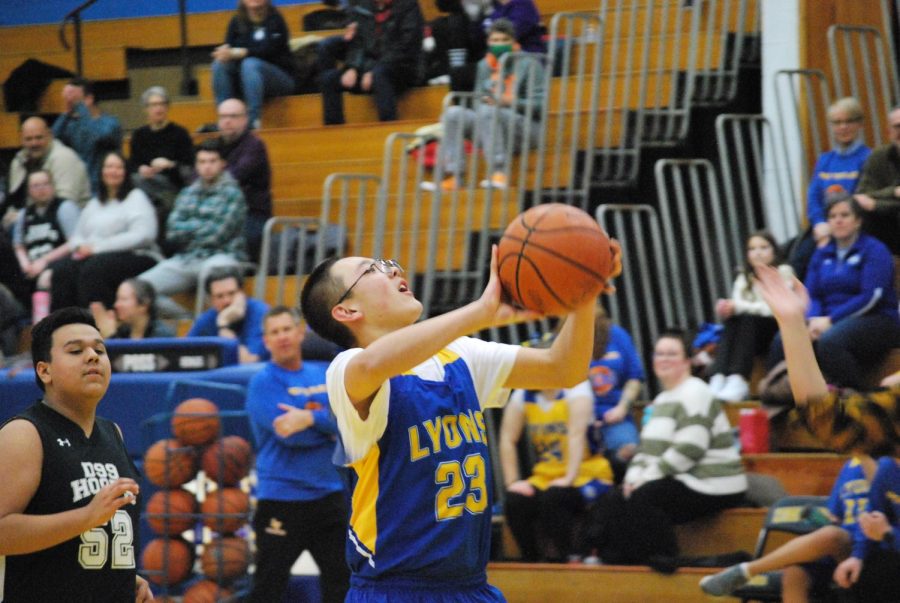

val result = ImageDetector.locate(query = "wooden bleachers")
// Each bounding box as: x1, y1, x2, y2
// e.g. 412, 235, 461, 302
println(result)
487, 563, 724, 602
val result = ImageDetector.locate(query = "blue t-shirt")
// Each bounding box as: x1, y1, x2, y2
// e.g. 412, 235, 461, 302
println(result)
862, 456, 900, 555
588, 325, 645, 416
826, 457, 872, 558
246, 360, 344, 501
188, 297, 270, 360
806, 142, 871, 226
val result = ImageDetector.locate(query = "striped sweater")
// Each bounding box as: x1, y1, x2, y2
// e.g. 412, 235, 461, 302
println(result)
625, 377, 747, 495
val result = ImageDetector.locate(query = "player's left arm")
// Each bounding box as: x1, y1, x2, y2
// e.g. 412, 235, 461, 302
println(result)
503, 301, 596, 391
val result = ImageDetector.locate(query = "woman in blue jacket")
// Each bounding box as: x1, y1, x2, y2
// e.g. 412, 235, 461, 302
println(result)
771, 192, 900, 389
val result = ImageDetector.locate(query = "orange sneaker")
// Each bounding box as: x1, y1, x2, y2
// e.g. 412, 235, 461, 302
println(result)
420, 176, 460, 192
480, 171, 508, 189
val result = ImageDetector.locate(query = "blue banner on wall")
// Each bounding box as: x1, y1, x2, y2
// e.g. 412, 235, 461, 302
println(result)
0, 0, 315, 27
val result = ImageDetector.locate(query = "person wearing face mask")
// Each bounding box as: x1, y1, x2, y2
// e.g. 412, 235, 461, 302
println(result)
423, 18, 545, 192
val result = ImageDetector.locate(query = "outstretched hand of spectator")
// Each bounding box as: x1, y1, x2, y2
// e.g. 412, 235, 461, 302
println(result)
755, 265, 809, 324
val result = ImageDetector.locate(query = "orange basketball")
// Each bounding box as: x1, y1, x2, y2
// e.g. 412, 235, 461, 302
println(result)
143, 438, 198, 488
200, 487, 250, 534
201, 436, 252, 485
172, 398, 221, 446
497, 203, 620, 315
140, 537, 193, 586
183, 579, 233, 603
200, 536, 251, 582
145, 489, 197, 536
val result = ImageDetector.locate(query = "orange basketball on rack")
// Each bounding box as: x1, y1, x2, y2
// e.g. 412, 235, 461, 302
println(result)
201, 436, 252, 485
143, 438, 198, 488
172, 398, 221, 446
183, 579, 233, 603
201, 487, 250, 534
145, 489, 197, 535
497, 203, 620, 315
140, 537, 193, 587
200, 536, 250, 582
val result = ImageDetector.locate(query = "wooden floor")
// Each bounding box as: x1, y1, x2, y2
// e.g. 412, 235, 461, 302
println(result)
487, 563, 731, 602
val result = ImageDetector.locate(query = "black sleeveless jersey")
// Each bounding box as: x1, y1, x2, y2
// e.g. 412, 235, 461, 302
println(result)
0, 402, 140, 603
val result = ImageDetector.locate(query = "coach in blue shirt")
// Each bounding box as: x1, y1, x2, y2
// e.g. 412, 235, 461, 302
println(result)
245, 305, 349, 603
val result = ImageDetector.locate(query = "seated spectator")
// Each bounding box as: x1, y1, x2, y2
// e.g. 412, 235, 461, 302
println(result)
52, 78, 123, 194
319, 0, 424, 125
586, 330, 747, 566
700, 455, 875, 600
211, 0, 296, 129
47, 151, 159, 312
89, 278, 175, 339
854, 104, 900, 256
844, 456, 900, 602
424, 18, 544, 191
791, 97, 870, 280
588, 307, 643, 472
500, 379, 613, 562
217, 99, 272, 261
768, 193, 900, 390
188, 266, 269, 363
708, 231, 795, 402
424, 0, 489, 90
130, 86, 194, 218
5, 116, 90, 215
485, 0, 544, 54
137, 139, 247, 317
8, 171, 81, 309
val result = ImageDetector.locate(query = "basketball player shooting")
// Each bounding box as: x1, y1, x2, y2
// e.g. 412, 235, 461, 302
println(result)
299, 236, 620, 601
0, 308, 153, 602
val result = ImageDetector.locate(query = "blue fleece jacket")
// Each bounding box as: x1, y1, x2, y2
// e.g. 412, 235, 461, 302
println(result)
806, 142, 871, 226
246, 360, 344, 501
805, 233, 899, 323
188, 297, 270, 361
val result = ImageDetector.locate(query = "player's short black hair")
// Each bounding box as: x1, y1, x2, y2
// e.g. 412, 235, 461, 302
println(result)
204, 266, 244, 293
195, 137, 224, 159
31, 307, 99, 391
300, 257, 357, 349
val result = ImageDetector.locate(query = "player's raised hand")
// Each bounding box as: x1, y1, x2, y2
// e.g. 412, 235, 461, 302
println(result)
83, 478, 139, 528
477, 244, 542, 328
754, 264, 809, 323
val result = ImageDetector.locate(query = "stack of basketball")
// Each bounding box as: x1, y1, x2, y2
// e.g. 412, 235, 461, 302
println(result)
140, 398, 253, 595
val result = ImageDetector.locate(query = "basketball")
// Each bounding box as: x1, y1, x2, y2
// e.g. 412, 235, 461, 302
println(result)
140, 537, 193, 586
200, 536, 250, 582
201, 487, 250, 534
183, 579, 233, 603
201, 436, 252, 485
144, 438, 198, 488
172, 398, 221, 446
497, 203, 621, 315
145, 489, 197, 535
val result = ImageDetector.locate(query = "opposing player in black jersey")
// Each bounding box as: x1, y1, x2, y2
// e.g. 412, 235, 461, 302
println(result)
0, 307, 153, 602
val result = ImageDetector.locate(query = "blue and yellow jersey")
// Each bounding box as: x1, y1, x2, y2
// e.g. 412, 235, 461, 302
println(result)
326, 337, 518, 587
827, 457, 872, 559
518, 387, 613, 490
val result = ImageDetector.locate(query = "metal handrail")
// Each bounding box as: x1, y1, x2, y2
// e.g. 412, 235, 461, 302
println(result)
58, 0, 100, 76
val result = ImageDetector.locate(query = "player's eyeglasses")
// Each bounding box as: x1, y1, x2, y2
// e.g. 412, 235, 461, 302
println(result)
334, 259, 403, 305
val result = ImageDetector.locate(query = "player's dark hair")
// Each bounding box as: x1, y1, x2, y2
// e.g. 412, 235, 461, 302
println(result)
300, 257, 357, 349
264, 305, 301, 328
195, 137, 224, 159
31, 307, 98, 391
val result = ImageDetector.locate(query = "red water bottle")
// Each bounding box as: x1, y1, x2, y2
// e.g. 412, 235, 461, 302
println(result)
739, 408, 769, 453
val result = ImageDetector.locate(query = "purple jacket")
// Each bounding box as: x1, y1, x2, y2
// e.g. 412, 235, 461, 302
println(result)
220, 130, 273, 218
489, 0, 544, 53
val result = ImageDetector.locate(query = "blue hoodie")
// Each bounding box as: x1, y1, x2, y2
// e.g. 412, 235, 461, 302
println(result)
806, 141, 871, 226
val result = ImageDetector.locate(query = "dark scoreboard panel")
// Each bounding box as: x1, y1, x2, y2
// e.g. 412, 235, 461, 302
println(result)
105, 337, 239, 372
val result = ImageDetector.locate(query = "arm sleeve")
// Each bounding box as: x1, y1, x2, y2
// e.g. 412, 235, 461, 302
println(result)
656, 408, 712, 477
806, 154, 828, 226
326, 348, 391, 462
11, 212, 24, 246
65, 199, 97, 249
92, 115, 122, 149
247, 376, 334, 449
856, 150, 900, 201
453, 337, 519, 409
57, 201, 81, 239
187, 311, 217, 337
827, 243, 895, 322
225, 137, 267, 184
240, 301, 269, 359
616, 327, 646, 382
91, 190, 157, 253
164, 190, 192, 247
515, 57, 545, 117
804, 255, 824, 318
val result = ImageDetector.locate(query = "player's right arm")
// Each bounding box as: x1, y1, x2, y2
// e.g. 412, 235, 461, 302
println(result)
0, 419, 139, 556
